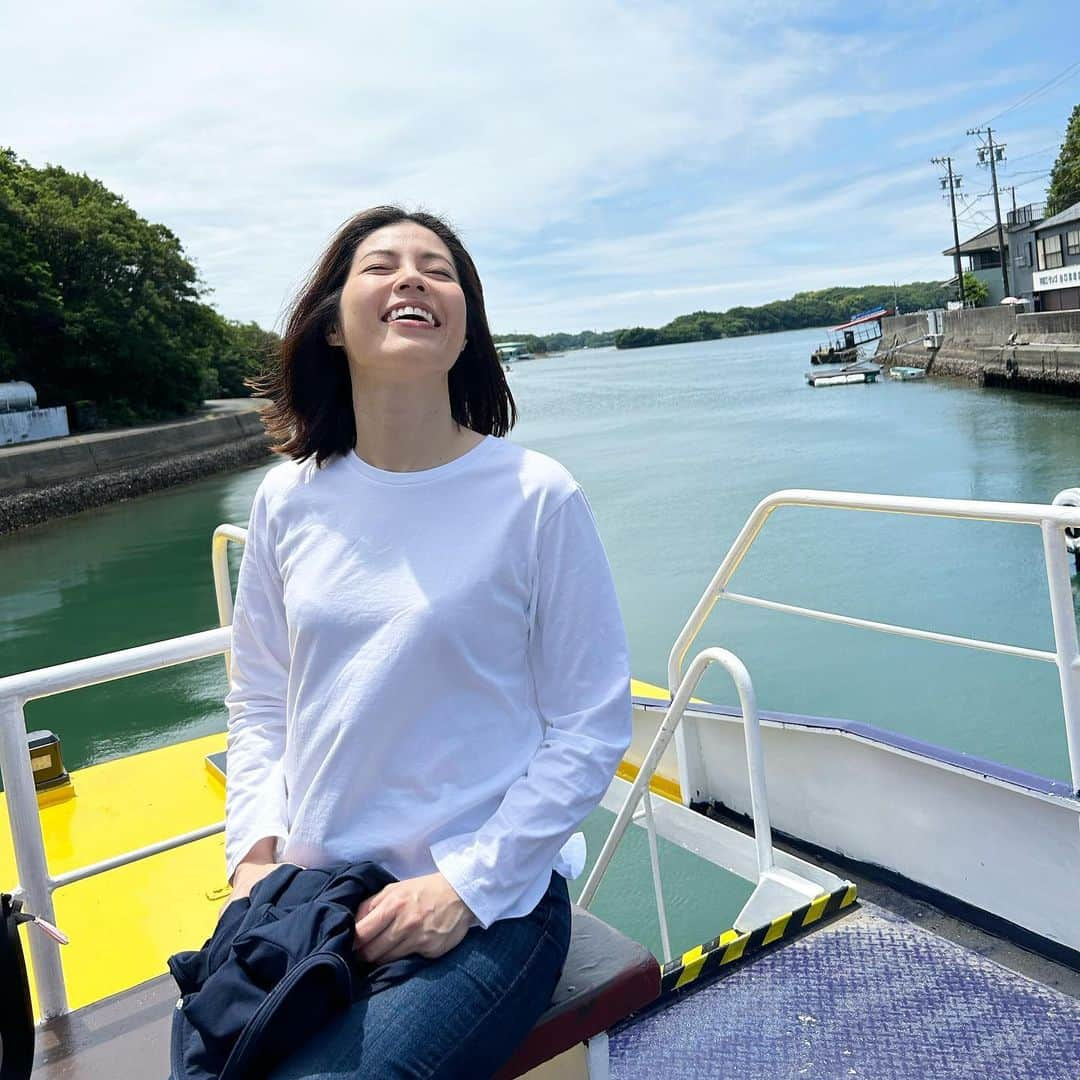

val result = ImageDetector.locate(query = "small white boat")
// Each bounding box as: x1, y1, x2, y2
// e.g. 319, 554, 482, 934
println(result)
890, 366, 927, 381
805, 362, 881, 387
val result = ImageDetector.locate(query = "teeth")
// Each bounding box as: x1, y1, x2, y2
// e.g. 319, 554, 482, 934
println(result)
387, 305, 435, 325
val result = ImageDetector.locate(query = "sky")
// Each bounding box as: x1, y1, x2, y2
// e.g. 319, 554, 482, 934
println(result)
3, 1, 1079, 335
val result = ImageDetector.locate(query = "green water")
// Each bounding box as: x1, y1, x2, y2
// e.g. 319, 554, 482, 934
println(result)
2, 327, 1079, 957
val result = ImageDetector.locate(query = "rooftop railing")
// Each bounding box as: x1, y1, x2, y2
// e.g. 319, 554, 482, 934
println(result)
1008, 203, 1045, 229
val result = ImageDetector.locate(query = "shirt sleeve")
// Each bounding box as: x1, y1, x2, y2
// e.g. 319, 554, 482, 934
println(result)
223, 478, 291, 885
430, 487, 632, 928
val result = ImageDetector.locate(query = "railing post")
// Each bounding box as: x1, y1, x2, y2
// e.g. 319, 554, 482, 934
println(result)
641, 789, 672, 963
0, 696, 68, 1019
1041, 521, 1080, 795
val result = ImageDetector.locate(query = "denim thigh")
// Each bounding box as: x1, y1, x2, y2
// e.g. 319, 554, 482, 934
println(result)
266, 871, 572, 1080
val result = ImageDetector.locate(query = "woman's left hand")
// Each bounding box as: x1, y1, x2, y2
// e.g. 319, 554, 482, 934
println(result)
353, 872, 477, 964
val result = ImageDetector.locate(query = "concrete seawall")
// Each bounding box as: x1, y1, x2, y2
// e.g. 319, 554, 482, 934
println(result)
876, 308, 1080, 393
0, 399, 274, 535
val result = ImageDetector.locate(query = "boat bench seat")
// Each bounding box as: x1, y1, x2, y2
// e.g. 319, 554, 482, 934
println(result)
496, 905, 660, 1077
31, 906, 659, 1079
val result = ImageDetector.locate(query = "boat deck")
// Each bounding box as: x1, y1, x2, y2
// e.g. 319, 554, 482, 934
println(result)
29, 893, 1080, 1078
610, 900, 1080, 1079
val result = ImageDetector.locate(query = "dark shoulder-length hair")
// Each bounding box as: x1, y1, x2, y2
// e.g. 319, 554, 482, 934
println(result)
249, 205, 516, 466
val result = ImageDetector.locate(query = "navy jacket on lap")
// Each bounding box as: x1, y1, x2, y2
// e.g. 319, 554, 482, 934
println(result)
168, 861, 426, 1080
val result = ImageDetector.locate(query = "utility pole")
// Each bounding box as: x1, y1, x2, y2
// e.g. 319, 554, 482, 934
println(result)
932, 156, 965, 305
968, 126, 1010, 297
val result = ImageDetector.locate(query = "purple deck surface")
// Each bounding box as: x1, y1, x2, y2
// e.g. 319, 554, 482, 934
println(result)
610, 902, 1080, 1079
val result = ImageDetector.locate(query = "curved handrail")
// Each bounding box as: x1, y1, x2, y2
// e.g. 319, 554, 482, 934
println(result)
667, 490, 1080, 796
579, 647, 771, 921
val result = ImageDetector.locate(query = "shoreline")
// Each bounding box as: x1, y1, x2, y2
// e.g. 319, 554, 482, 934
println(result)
875, 308, 1080, 393
0, 399, 273, 536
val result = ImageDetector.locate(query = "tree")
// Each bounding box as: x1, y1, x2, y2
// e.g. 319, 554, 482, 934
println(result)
962, 272, 989, 308
611, 282, 951, 349
0, 149, 262, 425
1046, 104, 1080, 218
209, 319, 282, 397
613, 326, 660, 349
0, 150, 61, 383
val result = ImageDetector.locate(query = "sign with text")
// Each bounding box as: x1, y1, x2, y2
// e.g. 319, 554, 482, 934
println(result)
1033, 266, 1080, 292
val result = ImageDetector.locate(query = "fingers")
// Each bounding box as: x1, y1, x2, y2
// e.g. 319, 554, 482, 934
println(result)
355, 910, 423, 964
353, 889, 426, 964
357, 920, 414, 965
352, 875, 474, 965
354, 893, 400, 961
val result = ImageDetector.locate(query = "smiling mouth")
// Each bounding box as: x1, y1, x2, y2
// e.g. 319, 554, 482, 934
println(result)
382, 304, 440, 327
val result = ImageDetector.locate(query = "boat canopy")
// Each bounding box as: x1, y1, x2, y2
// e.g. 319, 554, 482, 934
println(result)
830, 307, 892, 333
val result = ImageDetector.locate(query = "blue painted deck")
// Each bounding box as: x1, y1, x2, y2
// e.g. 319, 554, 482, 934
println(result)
611, 902, 1080, 1079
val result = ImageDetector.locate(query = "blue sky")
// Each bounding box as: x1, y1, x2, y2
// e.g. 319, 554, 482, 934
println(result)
3, 1, 1078, 334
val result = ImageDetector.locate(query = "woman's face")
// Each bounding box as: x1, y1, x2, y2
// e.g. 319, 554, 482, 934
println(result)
331, 222, 468, 381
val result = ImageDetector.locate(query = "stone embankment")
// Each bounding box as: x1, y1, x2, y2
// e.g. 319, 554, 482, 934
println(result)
875, 308, 1080, 394
0, 399, 274, 535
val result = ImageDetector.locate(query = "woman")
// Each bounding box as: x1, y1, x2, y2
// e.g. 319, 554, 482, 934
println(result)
222, 205, 631, 1078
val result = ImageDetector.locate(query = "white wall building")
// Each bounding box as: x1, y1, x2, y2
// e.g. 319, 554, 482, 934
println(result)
0, 382, 70, 446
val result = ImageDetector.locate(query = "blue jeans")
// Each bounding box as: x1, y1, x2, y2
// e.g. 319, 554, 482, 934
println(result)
265, 871, 572, 1079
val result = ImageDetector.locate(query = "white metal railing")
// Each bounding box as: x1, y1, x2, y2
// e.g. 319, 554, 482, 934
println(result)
0, 526, 247, 1021
580, 489, 1080, 962
579, 646, 778, 963
0, 628, 232, 1019
4, 495, 1079, 1016
667, 490, 1080, 798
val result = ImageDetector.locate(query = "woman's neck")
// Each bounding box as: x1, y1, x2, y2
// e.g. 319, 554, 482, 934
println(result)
349, 377, 482, 473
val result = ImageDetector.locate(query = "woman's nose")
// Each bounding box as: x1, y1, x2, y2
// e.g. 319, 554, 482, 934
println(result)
394, 266, 426, 292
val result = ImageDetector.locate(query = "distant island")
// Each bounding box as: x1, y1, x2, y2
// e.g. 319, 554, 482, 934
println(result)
492, 329, 619, 353
495, 281, 950, 353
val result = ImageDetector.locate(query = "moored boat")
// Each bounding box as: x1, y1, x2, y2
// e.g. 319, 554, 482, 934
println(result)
495, 342, 535, 365
810, 306, 892, 365
890, 365, 927, 380
805, 362, 881, 386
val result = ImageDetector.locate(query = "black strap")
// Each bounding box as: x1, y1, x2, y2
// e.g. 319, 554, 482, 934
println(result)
0, 892, 35, 1080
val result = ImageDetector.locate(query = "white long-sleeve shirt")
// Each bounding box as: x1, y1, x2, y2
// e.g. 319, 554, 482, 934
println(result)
223, 434, 632, 928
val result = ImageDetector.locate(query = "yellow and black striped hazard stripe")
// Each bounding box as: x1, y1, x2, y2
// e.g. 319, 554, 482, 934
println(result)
660, 882, 857, 996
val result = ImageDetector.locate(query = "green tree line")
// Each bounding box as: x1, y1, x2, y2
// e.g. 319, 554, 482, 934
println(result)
492, 329, 617, 354
612, 282, 951, 350
0, 149, 279, 428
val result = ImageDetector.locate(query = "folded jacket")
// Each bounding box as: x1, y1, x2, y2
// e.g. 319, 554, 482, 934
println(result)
168, 861, 427, 1080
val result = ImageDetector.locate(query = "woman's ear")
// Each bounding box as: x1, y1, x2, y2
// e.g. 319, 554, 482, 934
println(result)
327, 327, 343, 348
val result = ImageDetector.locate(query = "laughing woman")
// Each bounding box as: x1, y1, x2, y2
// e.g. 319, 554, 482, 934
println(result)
220, 206, 631, 1078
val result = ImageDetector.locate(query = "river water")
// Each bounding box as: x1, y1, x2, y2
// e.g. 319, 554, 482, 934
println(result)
3, 327, 1080, 955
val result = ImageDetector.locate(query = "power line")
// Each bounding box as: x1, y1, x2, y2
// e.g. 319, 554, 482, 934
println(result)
1010, 173, 1053, 191
977, 58, 1080, 128
1006, 142, 1062, 165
